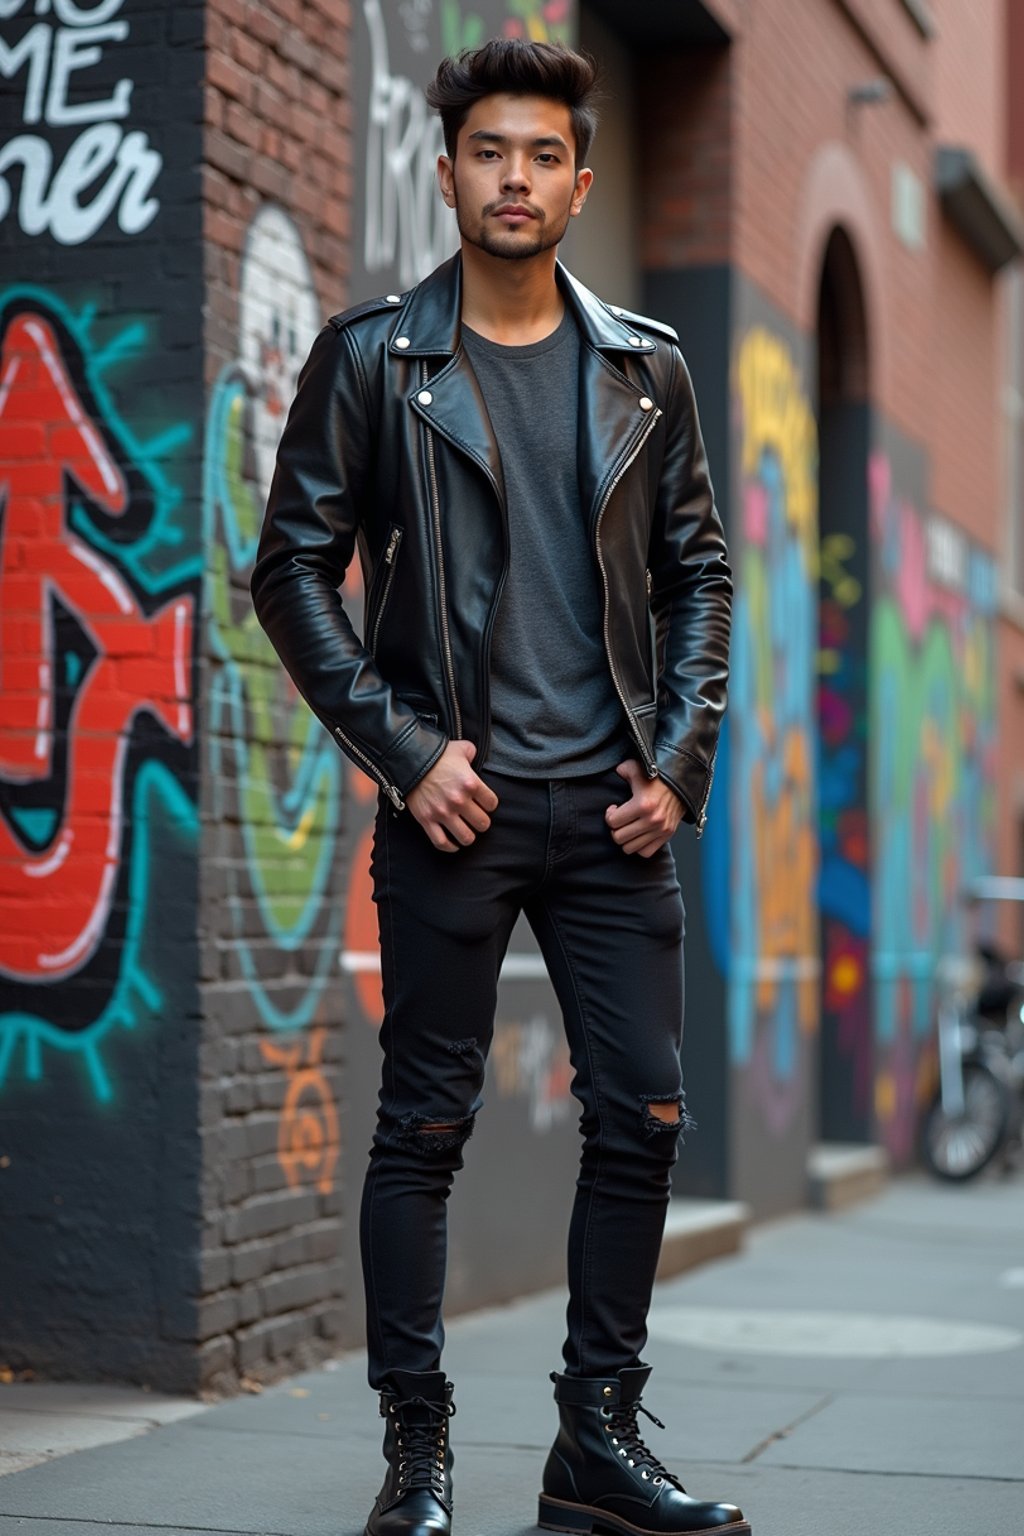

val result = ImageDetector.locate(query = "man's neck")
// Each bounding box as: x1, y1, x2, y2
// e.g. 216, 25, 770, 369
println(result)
458, 243, 565, 346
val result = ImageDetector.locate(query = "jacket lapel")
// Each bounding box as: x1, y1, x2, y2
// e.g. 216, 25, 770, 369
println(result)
393, 252, 658, 519
557, 263, 660, 530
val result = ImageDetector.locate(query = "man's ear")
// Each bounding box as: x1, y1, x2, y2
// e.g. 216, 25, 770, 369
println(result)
437, 154, 455, 207
571, 166, 594, 216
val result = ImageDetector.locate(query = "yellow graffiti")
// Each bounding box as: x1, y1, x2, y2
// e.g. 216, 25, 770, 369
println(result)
820, 532, 862, 608
734, 326, 818, 556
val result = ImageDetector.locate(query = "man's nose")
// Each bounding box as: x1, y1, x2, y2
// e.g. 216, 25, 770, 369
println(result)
501, 157, 531, 191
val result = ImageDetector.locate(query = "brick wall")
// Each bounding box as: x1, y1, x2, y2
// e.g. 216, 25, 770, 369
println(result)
195, 0, 355, 1394
637, 44, 732, 272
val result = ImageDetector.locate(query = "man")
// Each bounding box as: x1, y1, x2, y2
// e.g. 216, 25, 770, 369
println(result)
251, 37, 746, 1536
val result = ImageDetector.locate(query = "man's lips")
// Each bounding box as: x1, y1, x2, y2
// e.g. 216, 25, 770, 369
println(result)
493, 205, 537, 220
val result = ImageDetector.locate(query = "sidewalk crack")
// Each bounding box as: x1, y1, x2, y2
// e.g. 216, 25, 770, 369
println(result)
740, 1392, 835, 1463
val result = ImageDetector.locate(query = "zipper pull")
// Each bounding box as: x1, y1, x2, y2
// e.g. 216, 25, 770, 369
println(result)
384, 528, 401, 564
384, 783, 406, 811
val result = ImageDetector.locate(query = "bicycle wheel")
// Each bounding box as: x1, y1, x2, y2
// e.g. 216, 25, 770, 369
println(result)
920, 1062, 1010, 1181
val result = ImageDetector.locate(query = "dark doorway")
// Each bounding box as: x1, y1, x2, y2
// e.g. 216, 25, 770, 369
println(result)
815, 226, 874, 1142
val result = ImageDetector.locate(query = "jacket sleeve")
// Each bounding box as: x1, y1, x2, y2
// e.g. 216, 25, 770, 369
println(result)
250, 322, 448, 808
647, 343, 732, 833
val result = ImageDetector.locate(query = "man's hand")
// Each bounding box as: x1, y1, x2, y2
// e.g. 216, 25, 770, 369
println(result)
605, 758, 684, 857
406, 740, 499, 852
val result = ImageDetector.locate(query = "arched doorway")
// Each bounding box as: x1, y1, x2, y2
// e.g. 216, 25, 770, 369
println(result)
815, 225, 874, 1143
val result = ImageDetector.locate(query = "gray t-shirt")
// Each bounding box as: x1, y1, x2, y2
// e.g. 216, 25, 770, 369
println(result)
461, 309, 630, 777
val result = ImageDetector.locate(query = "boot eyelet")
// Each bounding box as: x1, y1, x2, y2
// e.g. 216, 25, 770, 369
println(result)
628, 1459, 635, 1468
619, 1449, 627, 1458
641, 1472, 649, 1480
654, 1477, 664, 1485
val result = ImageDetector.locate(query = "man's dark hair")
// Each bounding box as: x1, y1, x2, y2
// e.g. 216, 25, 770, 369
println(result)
425, 39, 600, 168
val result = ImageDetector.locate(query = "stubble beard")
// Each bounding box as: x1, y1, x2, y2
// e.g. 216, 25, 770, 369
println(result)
453, 195, 574, 261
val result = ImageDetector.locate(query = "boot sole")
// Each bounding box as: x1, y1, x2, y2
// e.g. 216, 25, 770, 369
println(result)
537, 1493, 751, 1536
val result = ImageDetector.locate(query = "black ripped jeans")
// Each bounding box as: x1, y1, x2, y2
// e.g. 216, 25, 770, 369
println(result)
360, 763, 692, 1391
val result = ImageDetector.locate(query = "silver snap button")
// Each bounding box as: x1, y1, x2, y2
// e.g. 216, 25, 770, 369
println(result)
610, 305, 623, 316
417, 390, 433, 406
386, 294, 401, 303
639, 396, 654, 412
628, 335, 643, 346
394, 336, 411, 349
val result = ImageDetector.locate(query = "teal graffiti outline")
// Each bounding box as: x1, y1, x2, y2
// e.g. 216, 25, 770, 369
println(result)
0, 764, 198, 1103
202, 366, 345, 1035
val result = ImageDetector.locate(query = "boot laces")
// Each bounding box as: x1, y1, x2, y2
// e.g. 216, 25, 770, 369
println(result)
394, 1395, 455, 1497
600, 1401, 685, 1490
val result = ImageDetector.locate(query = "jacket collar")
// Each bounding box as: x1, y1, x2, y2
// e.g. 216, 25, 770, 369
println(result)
388, 251, 657, 358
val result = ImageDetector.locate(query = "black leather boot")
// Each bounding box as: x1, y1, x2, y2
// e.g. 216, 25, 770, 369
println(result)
538, 1366, 750, 1535
365, 1369, 455, 1536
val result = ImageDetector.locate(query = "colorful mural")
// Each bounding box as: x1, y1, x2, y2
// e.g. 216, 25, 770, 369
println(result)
730, 326, 820, 1137
442, 0, 572, 50
204, 204, 344, 1189
818, 526, 872, 1133
868, 450, 998, 1161
0, 291, 198, 1101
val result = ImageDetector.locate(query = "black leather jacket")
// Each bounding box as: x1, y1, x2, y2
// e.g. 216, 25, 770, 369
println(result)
251, 253, 732, 837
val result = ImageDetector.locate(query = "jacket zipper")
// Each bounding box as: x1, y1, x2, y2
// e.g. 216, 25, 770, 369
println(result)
422, 361, 462, 738
594, 406, 663, 779
332, 723, 405, 810
694, 739, 718, 839
369, 525, 403, 656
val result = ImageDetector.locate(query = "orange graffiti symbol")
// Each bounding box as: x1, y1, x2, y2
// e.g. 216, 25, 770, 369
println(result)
259, 1025, 340, 1194
751, 724, 818, 1034
0, 312, 194, 980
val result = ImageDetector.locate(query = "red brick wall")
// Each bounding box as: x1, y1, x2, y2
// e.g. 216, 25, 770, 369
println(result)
637, 43, 732, 271
197, 0, 355, 1393
204, 0, 354, 366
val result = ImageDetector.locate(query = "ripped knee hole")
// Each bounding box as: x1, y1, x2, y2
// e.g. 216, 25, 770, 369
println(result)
396, 1111, 476, 1155
639, 1092, 697, 1141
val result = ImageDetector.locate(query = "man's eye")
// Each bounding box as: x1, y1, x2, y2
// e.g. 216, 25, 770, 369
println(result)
479, 149, 499, 159
537, 154, 558, 164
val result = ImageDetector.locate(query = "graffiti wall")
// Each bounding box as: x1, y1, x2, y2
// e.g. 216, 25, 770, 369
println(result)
0, 2, 205, 1385
869, 430, 998, 1164
816, 399, 873, 1146
203, 200, 344, 1206
728, 313, 820, 1214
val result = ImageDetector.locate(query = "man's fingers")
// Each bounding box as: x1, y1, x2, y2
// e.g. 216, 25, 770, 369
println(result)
462, 801, 493, 834
473, 779, 500, 813
440, 814, 478, 848
621, 831, 668, 857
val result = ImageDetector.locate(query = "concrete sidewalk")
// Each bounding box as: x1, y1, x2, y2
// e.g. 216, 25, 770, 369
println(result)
1, 1172, 1022, 1536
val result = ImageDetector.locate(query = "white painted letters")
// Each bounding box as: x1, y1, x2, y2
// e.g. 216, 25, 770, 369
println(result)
0, 0, 162, 242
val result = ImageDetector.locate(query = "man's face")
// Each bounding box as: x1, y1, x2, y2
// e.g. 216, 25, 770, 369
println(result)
437, 93, 592, 261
